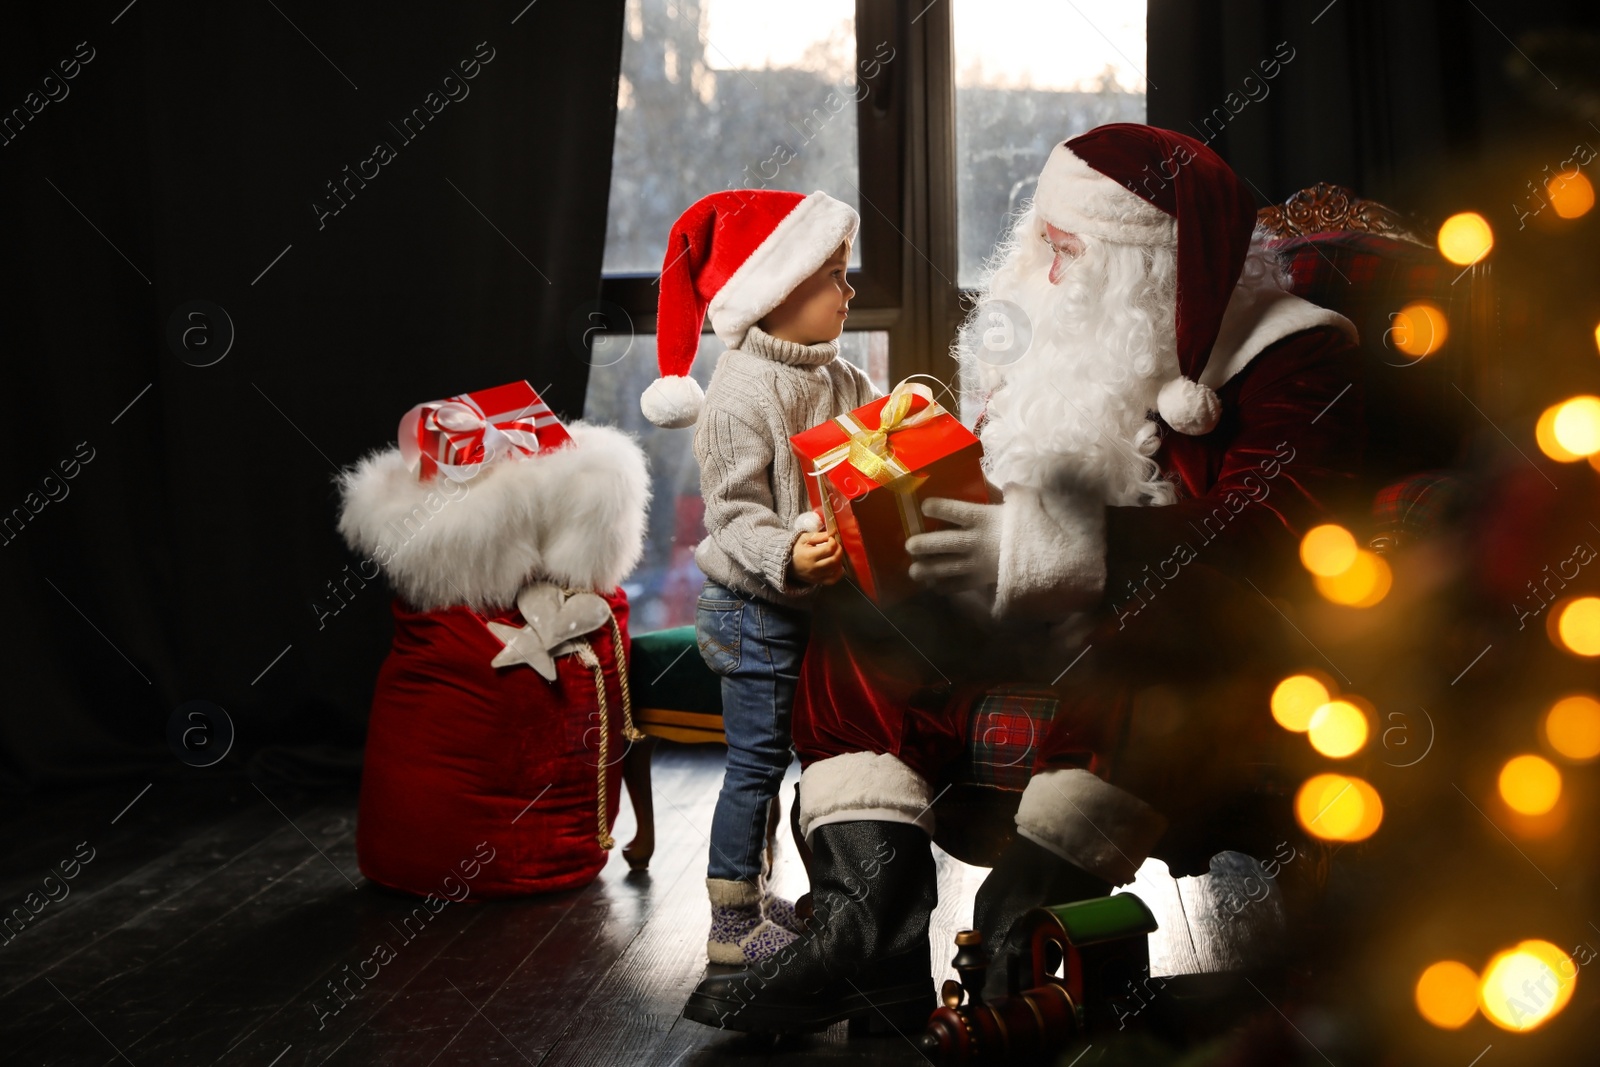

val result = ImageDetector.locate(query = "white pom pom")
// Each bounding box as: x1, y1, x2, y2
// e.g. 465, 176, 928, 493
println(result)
1156, 377, 1221, 436
640, 375, 705, 428
791, 510, 823, 534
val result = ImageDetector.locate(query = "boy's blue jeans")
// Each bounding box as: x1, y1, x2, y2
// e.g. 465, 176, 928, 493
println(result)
696, 578, 809, 884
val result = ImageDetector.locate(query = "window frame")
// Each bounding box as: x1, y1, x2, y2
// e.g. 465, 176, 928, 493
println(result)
597, 0, 963, 392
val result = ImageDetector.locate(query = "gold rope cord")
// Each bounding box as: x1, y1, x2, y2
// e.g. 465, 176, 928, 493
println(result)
575, 641, 615, 850
608, 611, 644, 742
556, 595, 640, 851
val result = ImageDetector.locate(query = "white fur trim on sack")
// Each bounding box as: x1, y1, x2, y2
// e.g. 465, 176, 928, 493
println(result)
1156, 377, 1222, 436
797, 752, 934, 841
336, 422, 649, 612
707, 191, 860, 348
994, 480, 1107, 621
1015, 768, 1169, 886
1033, 142, 1176, 247
640, 374, 705, 429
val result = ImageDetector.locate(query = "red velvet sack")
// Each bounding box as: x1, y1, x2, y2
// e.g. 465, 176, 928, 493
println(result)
357, 589, 632, 898
337, 411, 650, 900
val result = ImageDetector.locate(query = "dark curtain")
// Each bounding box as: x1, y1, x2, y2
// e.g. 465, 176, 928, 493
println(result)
1147, 0, 1600, 212
0, 0, 626, 792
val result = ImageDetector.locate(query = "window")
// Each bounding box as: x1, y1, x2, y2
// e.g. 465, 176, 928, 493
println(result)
603, 0, 863, 274
953, 1, 1147, 286
587, 0, 1145, 628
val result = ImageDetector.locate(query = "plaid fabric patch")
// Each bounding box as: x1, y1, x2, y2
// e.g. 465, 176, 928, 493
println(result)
956, 685, 1060, 793
1271, 231, 1458, 345
1370, 470, 1465, 549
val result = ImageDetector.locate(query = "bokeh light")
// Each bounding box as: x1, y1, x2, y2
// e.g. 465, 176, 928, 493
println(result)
1390, 302, 1449, 358
1546, 170, 1595, 219
1555, 597, 1600, 657
1314, 549, 1392, 607
1479, 942, 1575, 1031
1295, 773, 1383, 841
1537, 403, 1584, 462
1301, 524, 1358, 577
1308, 700, 1369, 757
1552, 395, 1600, 456
1272, 674, 1330, 732
1498, 754, 1562, 815
1416, 960, 1480, 1029
1544, 694, 1600, 760
1388, 300, 1452, 358
1438, 212, 1493, 266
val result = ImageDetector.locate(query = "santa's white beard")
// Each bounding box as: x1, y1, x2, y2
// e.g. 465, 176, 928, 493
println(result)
957, 207, 1181, 507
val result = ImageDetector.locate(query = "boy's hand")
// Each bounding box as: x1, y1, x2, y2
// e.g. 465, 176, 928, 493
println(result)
790, 531, 845, 586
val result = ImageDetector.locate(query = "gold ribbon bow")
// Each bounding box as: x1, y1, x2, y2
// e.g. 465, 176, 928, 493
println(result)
821, 381, 944, 494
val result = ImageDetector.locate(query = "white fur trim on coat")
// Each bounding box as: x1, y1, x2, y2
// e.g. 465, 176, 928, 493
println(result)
994, 481, 1107, 621
797, 752, 934, 841
640, 374, 705, 428
1033, 142, 1176, 246
1016, 768, 1169, 886
707, 192, 860, 348
336, 422, 649, 613
1199, 287, 1358, 391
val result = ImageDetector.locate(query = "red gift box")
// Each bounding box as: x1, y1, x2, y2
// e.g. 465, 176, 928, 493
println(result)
398, 381, 571, 482
790, 381, 986, 605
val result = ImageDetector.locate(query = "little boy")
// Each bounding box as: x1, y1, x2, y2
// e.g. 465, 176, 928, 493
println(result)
640, 190, 878, 963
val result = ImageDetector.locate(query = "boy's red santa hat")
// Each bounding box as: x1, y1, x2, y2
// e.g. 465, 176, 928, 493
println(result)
1033, 123, 1257, 435
641, 189, 860, 428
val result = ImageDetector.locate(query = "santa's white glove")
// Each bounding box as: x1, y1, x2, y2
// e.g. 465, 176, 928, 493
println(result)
905, 497, 1002, 593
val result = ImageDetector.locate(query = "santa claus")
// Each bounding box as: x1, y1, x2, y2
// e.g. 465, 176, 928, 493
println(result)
683, 123, 1364, 1034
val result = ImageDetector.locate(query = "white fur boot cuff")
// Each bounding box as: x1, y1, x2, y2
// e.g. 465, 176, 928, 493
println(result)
1015, 768, 1168, 886
797, 752, 935, 841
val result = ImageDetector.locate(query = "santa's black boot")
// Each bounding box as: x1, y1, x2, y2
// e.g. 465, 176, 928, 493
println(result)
681, 820, 937, 1035
972, 833, 1111, 999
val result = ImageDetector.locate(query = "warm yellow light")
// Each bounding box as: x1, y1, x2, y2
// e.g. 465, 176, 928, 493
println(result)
1300, 524, 1358, 577
1546, 170, 1595, 219
1537, 404, 1583, 462
1545, 694, 1600, 760
1416, 960, 1481, 1029
1308, 700, 1369, 758
1479, 942, 1575, 1031
1594, 323, 1600, 356
1391, 302, 1449, 358
1498, 754, 1562, 815
1438, 212, 1493, 266
1516, 940, 1577, 1015
1272, 674, 1330, 732
1552, 395, 1600, 457
1556, 597, 1600, 657
1295, 773, 1383, 841
1314, 549, 1392, 607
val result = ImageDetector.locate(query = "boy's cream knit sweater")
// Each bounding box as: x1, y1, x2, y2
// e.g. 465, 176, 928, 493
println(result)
692, 324, 879, 608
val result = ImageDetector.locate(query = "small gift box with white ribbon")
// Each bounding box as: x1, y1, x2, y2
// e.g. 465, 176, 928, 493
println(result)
790, 380, 986, 605
398, 380, 571, 482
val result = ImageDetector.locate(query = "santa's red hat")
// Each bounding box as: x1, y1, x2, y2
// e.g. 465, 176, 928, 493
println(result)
641, 189, 860, 428
1033, 123, 1256, 436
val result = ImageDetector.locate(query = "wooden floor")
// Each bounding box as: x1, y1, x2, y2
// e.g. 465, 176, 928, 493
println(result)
0, 744, 987, 1067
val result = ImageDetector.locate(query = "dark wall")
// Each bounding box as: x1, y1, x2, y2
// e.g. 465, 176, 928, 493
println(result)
0, 1, 624, 791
